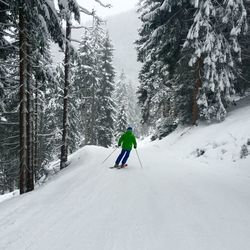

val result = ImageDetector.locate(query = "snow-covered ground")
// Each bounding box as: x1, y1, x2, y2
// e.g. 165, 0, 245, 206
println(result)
0, 190, 19, 203
1, 102, 250, 250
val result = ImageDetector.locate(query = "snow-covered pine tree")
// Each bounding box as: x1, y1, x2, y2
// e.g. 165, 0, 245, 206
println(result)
25, 7, 51, 192
238, 1, 250, 94
32, 50, 81, 180
96, 32, 116, 147
74, 24, 116, 148
1, 0, 111, 192
74, 19, 104, 146
137, 0, 247, 137
76, 29, 98, 145
136, 0, 194, 136
29, 41, 54, 181
16, 0, 69, 193
68, 57, 82, 153
126, 81, 142, 136
0, 0, 15, 63
0, 0, 68, 193
0, 1, 20, 193
113, 70, 142, 137
116, 105, 128, 135
114, 71, 129, 135
36, 60, 63, 179
73, 31, 90, 140
34, 51, 81, 177
183, 0, 247, 123
0, 54, 19, 194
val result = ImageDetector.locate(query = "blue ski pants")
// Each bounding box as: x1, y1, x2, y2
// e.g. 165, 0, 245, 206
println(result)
115, 149, 131, 165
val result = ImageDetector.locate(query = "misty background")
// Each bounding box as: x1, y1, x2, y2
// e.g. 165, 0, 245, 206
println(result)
51, 9, 141, 85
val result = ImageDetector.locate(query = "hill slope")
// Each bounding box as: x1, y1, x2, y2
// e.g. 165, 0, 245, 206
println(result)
1, 102, 250, 250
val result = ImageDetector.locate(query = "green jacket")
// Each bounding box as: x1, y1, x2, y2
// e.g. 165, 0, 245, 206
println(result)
118, 131, 137, 150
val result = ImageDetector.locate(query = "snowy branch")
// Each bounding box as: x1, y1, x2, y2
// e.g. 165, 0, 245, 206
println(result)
71, 25, 91, 30
0, 0, 9, 6
0, 44, 18, 50
70, 38, 81, 44
0, 30, 17, 38
0, 122, 18, 125
38, 133, 59, 137
94, 0, 112, 8
0, 159, 18, 164
1, 135, 19, 141
0, 22, 13, 26
79, 6, 94, 16
78, 6, 104, 22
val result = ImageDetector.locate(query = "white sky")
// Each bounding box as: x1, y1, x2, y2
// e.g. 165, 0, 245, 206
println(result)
77, 0, 137, 21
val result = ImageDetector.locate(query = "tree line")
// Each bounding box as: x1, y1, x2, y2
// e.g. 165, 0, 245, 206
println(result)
0, 0, 140, 194
136, 0, 250, 139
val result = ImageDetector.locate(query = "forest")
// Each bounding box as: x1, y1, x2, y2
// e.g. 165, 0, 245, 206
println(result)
0, 0, 250, 195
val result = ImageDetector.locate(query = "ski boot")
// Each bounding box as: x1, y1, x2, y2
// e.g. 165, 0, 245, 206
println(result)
118, 164, 127, 169
110, 164, 119, 169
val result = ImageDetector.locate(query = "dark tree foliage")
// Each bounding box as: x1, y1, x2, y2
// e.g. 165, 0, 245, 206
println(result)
136, 0, 248, 139
96, 34, 116, 147
136, 0, 195, 135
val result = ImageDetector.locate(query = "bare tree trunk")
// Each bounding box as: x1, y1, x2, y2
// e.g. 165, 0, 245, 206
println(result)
192, 57, 202, 125
19, 3, 28, 194
90, 79, 96, 145
26, 42, 34, 192
60, 19, 71, 169
34, 79, 39, 181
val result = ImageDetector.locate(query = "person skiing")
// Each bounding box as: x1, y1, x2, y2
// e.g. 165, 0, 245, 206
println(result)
113, 127, 137, 168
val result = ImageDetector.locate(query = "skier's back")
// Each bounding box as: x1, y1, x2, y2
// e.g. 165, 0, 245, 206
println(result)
114, 127, 137, 168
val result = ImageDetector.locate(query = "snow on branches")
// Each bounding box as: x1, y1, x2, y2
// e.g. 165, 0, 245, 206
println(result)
184, 0, 247, 121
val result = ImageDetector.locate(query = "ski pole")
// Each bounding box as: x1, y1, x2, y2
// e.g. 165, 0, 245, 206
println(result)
101, 147, 118, 164
135, 148, 143, 168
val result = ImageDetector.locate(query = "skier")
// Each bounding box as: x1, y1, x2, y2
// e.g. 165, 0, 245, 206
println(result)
113, 127, 137, 168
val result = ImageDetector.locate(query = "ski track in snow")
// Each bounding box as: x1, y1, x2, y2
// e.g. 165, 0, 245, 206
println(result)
1, 105, 250, 250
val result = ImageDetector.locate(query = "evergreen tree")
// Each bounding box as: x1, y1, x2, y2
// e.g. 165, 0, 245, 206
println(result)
74, 22, 116, 147
136, 0, 248, 139
96, 33, 116, 147
73, 31, 92, 140
0, 1, 20, 192
17, 0, 70, 193
0, 0, 19, 193
114, 71, 129, 135
0, 0, 112, 193
0, 54, 19, 194
74, 23, 103, 145
113, 71, 141, 136
116, 105, 128, 135
136, 0, 195, 136
126, 81, 142, 136
68, 56, 83, 153
238, 1, 250, 94
38, 62, 63, 173
184, 0, 247, 122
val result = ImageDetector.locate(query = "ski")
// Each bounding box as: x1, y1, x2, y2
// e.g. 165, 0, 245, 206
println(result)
110, 164, 128, 169
109, 166, 118, 169
117, 164, 128, 169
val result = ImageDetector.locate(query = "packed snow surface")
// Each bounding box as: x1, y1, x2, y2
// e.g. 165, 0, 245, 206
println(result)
1, 103, 250, 250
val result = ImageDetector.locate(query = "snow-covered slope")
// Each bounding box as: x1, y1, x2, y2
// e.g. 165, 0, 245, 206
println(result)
1, 102, 250, 250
